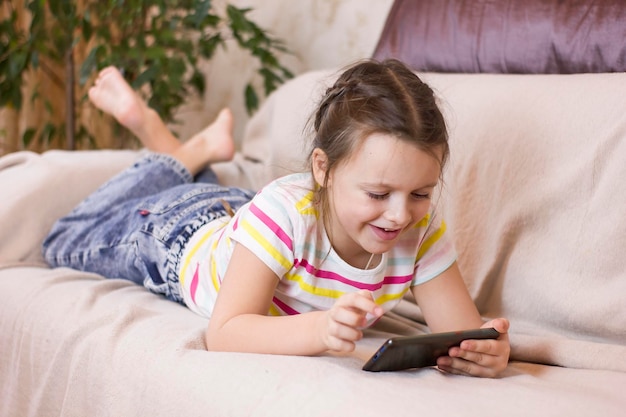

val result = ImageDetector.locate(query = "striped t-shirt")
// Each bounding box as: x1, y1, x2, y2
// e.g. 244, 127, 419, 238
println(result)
178, 172, 456, 322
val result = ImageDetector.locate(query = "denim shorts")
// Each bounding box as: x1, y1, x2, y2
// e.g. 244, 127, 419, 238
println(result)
43, 153, 255, 303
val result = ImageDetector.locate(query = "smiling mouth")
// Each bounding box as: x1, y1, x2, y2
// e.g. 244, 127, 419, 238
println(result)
371, 225, 402, 241
377, 225, 402, 232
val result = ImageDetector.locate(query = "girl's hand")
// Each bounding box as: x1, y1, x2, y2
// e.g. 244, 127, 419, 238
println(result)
318, 290, 383, 353
436, 318, 511, 378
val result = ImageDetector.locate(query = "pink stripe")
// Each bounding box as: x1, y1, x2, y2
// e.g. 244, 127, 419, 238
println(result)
190, 264, 199, 303
272, 296, 299, 315
232, 216, 239, 231
293, 258, 412, 291
249, 203, 293, 251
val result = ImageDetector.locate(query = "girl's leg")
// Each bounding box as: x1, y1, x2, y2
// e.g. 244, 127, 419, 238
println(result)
170, 108, 236, 175
43, 68, 248, 301
43, 153, 254, 302
88, 66, 235, 174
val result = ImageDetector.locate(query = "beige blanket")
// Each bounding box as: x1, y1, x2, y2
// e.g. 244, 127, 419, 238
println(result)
428, 72, 626, 371
217, 69, 626, 372
1, 70, 625, 416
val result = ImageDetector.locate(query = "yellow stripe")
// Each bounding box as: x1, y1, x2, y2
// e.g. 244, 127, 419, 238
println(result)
210, 238, 220, 291
284, 272, 345, 298
241, 219, 292, 270
268, 304, 281, 316
413, 213, 431, 229
295, 191, 318, 216
375, 291, 407, 305
416, 220, 447, 261
179, 227, 218, 286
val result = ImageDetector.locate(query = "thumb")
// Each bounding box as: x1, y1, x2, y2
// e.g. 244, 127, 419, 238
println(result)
482, 317, 510, 334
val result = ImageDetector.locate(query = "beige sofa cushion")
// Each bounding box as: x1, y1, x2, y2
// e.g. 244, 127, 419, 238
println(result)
0, 150, 138, 264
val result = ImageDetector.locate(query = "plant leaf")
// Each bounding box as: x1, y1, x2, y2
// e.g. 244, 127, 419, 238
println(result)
244, 83, 258, 115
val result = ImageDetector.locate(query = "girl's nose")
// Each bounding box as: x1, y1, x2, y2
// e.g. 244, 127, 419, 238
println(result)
386, 198, 411, 225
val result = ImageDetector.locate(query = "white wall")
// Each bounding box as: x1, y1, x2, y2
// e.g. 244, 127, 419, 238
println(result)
171, 0, 394, 146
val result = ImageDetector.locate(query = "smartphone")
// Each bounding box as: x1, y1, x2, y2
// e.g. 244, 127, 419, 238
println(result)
362, 327, 500, 372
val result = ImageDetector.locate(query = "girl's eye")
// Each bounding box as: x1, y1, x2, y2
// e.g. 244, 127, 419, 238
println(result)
412, 192, 431, 200
367, 192, 388, 200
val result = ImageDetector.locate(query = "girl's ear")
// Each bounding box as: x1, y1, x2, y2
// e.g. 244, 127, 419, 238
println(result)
311, 148, 329, 187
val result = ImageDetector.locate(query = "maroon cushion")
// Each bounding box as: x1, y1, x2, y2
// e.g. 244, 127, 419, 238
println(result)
373, 0, 626, 73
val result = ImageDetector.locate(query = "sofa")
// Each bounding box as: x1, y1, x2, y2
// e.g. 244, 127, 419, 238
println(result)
2, 1, 625, 416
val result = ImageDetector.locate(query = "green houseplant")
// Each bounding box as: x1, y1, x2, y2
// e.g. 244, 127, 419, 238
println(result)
0, 0, 292, 151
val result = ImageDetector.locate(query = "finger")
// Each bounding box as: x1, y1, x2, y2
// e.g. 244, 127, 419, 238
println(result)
356, 289, 374, 300
458, 338, 498, 354
339, 291, 383, 317
457, 339, 510, 366
436, 356, 499, 378
482, 317, 510, 334
448, 347, 498, 368
326, 336, 356, 353
446, 342, 510, 377
326, 320, 363, 349
330, 306, 369, 329
460, 339, 510, 356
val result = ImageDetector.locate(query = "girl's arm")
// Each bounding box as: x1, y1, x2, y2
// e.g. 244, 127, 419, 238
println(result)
411, 261, 510, 377
205, 243, 383, 355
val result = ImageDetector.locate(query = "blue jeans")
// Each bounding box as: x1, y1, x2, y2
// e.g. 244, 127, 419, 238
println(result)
43, 153, 255, 303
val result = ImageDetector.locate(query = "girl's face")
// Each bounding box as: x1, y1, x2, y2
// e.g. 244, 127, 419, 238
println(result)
312, 133, 442, 268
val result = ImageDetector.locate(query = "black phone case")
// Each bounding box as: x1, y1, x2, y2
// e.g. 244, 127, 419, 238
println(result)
362, 327, 500, 372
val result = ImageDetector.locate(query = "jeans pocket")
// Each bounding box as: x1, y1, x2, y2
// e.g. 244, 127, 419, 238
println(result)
138, 186, 238, 244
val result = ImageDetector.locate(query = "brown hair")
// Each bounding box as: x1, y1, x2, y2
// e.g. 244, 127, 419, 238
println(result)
309, 59, 449, 221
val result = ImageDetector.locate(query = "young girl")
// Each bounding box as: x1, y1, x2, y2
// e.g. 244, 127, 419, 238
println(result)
43, 59, 510, 377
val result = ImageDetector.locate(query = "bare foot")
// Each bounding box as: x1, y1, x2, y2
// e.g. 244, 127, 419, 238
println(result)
88, 67, 181, 153
88, 67, 146, 133
172, 108, 236, 175
188, 108, 236, 162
